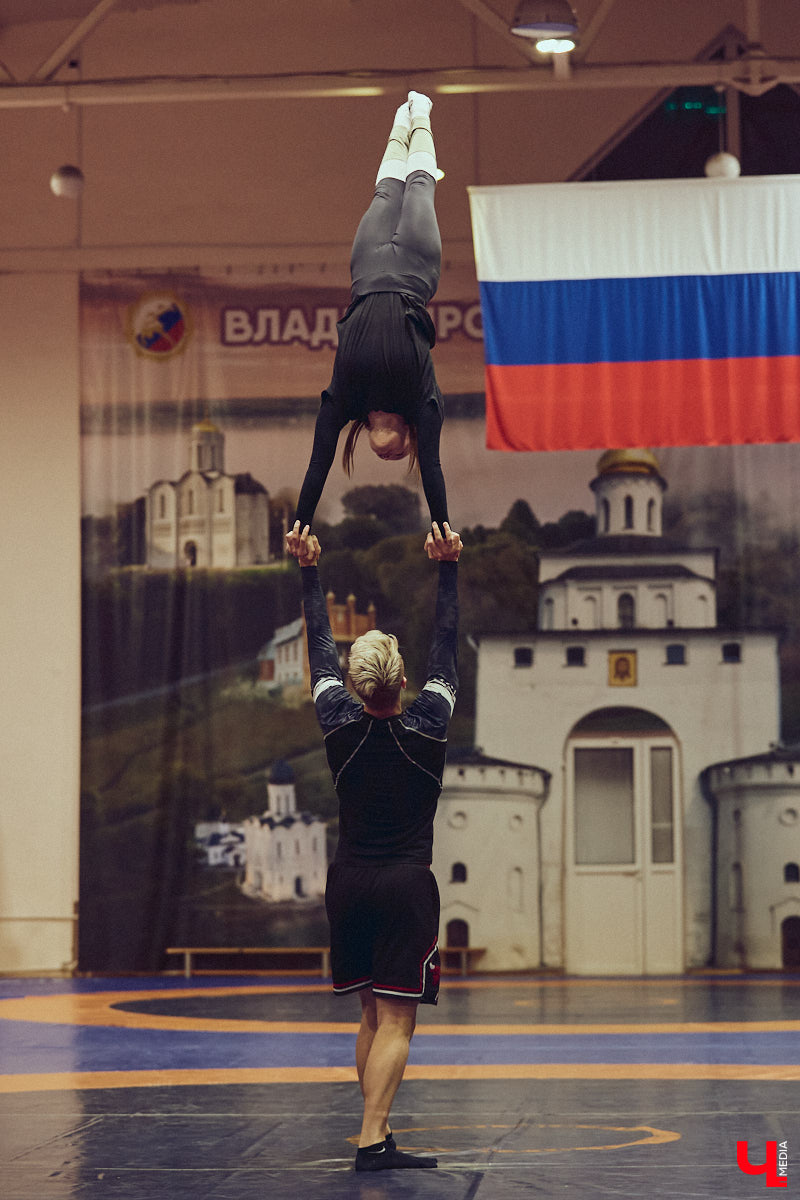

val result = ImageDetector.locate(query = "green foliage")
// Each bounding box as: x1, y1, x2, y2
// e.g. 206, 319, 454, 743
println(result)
319, 515, 392, 552
539, 509, 596, 548
82, 566, 299, 706
341, 483, 423, 533
500, 498, 541, 544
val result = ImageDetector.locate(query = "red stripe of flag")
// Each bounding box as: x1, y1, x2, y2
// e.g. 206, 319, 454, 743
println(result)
485, 357, 800, 451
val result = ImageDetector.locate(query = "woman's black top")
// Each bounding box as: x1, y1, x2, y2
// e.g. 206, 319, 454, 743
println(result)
294, 291, 448, 529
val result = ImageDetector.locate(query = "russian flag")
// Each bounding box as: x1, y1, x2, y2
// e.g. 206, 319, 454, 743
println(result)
468, 176, 800, 451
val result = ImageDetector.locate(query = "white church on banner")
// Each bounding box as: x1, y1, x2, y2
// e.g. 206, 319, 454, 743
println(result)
433, 449, 800, 975
241, 760, 327, 903
145, 418, 270, 568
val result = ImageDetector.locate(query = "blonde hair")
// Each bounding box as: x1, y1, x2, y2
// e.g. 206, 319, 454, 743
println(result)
342, 420, 419, 477
347, 629, 405, 711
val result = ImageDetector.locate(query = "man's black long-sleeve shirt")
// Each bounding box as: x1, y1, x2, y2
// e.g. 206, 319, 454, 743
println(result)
302, 561, 458, 865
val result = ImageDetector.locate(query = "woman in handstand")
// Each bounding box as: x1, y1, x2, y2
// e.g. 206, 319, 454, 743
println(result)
287, 91, 448, 554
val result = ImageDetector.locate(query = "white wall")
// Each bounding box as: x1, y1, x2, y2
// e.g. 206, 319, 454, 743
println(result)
0, 272, 81, 972
474, 629, 782, 968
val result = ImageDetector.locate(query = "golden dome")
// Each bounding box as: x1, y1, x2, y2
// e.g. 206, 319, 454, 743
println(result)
193, 418, 220, 433
596, 448, 662, 477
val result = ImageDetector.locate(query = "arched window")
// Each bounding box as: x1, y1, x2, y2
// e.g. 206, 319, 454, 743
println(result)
624, 495, 634, 529
654, 593, 669, 626
446, 918, 469, 948
785, 862, 800, 884
601, 498, 611, 532
647, 498, 656, 531
582, 594, 598, 629
508, 866, 523, 912
618, 593, 635, 629
451, 862, 467, 883
158, 493, 166, 519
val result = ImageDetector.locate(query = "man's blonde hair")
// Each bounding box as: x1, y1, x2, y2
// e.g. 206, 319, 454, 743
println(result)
347, 629, 405, 711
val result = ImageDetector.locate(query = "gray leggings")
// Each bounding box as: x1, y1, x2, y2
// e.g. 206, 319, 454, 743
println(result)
349, 172, 442, 305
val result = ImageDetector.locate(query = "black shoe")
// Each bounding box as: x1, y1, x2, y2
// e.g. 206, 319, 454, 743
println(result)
355, 1144, 438, 1172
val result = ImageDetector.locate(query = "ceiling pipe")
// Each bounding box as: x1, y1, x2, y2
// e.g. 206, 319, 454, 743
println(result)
0, 56, 796, 110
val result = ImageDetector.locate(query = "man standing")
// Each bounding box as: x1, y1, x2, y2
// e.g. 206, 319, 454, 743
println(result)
288, 519, 461, 1171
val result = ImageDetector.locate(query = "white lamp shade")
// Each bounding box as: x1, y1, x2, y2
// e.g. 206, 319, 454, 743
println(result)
510, 0, 579, 39
704, 152, 741, 179
50, 164, 85, 198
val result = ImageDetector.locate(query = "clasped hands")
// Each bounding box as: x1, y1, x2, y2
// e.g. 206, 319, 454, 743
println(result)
285, 519, 462, 565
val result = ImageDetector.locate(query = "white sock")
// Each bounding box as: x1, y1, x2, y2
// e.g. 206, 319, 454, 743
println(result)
393, 101, 412, 134
408, 90, 433, 119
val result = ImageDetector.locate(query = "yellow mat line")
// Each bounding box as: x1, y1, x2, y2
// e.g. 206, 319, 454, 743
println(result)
3, 990, 800, 1036
0, 1062, 798, 1094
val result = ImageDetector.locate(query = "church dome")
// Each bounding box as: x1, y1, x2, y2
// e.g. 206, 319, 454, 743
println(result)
596, 448, 662, 477
269, 758, 295, 784
193, 418, 220, 434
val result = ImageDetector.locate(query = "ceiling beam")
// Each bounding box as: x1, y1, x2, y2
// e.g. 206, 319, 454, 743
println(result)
0, 56, 795, 110
572, 0, 619, 62
451, 0, 537, 63
30, 0, 122, 82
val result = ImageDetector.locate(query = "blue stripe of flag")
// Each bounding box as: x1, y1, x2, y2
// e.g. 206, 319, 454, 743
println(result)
479, 271, 800, 366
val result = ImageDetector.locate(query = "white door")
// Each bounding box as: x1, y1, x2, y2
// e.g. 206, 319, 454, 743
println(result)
565, 736, 683, 975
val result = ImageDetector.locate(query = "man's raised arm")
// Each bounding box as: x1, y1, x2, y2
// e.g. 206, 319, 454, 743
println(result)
406, 522, 461, 731
292, 522, 361, 733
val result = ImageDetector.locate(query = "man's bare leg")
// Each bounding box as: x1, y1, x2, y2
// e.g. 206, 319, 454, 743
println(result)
356, 991, 378, 1101
354, 994, 437, 1171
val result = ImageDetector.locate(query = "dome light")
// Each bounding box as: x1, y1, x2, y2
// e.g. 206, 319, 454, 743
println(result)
50, 164, 84, 199
510, 0, 579, 50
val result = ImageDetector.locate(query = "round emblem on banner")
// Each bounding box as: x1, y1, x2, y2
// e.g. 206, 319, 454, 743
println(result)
126, 290, 192, 359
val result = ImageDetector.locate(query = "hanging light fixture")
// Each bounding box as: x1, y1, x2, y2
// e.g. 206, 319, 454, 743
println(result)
50, 164, 85, 198
509, 0, 579, 52
704, 84, 741, 178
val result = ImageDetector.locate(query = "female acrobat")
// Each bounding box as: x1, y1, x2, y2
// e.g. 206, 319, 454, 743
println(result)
287, 90, 448, 552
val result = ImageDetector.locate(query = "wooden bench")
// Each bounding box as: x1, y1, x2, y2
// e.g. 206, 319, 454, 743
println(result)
441, 946, 487, 977
166, 946, 330, 979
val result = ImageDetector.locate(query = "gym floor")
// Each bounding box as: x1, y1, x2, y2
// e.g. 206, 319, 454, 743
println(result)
0, 972, 797, 1199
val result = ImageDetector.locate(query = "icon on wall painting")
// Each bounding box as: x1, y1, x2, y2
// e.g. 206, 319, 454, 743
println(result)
609, 650, 637, 687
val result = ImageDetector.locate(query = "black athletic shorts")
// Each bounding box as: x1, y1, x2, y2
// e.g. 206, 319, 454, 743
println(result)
325, 861, 441, 1005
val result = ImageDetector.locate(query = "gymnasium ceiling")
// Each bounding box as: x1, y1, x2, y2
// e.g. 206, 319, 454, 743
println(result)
2, 1, 799, 106
2, 1, 800, 269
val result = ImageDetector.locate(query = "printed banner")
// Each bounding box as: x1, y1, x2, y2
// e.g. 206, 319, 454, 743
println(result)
469, 175, 800, 451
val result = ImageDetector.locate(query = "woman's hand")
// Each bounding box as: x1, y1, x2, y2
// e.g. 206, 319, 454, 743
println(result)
425, 521, 462, 561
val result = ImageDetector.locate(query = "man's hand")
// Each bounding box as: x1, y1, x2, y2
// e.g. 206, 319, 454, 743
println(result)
287, 521, 321, 567
285, 520, 304, 559
425, 521, 462, 562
